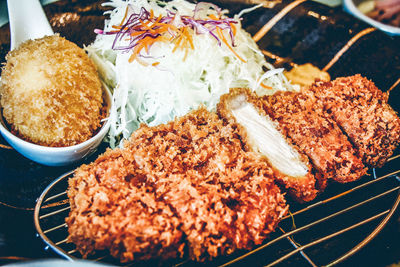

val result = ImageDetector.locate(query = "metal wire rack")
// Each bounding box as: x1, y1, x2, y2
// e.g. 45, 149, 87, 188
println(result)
34, 149, 400, 267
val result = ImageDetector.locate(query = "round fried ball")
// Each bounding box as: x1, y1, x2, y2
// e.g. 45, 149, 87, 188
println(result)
0, 34, 103, 147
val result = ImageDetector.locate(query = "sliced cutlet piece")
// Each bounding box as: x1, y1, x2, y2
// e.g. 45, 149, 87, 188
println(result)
66, 150, 185, 262
124, 108, 288, 261
261, 91, 367, 186
67, 107, 288, 262
217, 88, 318, 202
308, 75, 400, 167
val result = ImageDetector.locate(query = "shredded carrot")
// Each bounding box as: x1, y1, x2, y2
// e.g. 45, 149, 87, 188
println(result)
184, 28, 194, 49
143, 36, 157, 54
119, 6, 129, 26
170, 27, 194, 60
230, 23, 237, 36
208, 14, 219, 20
260, 82, 273, 90
207, 14, 245, 62
145, 38, 157, 54
183, 49, 189, 61
155, 14, 162, 24
128, 52, 137, 63
130, 30, 146, 37
136, 57, 150, 67
172, 34, 183, 53
216, 27, 246, 63
107, 7, 240, 64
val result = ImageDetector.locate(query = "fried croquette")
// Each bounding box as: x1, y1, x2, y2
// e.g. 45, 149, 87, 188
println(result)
217, 88, 318, 202
308, 75, 400, 167
261, 91, 367, 186
66, 108, 288, 262
0, 34, 103, 147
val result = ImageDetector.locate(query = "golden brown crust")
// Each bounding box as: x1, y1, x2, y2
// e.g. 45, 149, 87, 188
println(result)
67, 108, 288, 262
261, 91, 367, 184
307, 75, 400, 167
67, 157, 184, 262
0, 34, 103, 147
217, 88, 318, 202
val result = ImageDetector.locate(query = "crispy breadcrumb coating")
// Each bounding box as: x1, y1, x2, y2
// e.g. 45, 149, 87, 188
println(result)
308, 75, 400, 167
67, 108, 288, 262
0, 34, 103, 147
67, 159, 184, 262
262, 91, 367, 186
66, 74, 400, 263
217, 88, 318, 202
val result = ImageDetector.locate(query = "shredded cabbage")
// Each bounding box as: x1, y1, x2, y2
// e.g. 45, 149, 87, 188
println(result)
87, 0, 297, 147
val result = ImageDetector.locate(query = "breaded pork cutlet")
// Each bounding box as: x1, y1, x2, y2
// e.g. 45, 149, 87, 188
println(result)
67, 108, 288, 262
66, 160, 184, 262
261, 91, 367, 186
308, 75, 400, 167
217, 88, 318, 202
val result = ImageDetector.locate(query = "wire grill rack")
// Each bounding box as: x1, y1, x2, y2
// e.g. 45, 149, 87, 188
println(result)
34, 149, 400, 267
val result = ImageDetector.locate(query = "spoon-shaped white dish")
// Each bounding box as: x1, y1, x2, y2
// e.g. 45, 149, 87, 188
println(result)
0, 82, 112, 166
7, 0, 54, 50
0, 1, 112, 166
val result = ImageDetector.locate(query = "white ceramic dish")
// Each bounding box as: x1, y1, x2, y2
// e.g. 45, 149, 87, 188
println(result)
0, 82, 112, 166
343, 0, 400, 36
